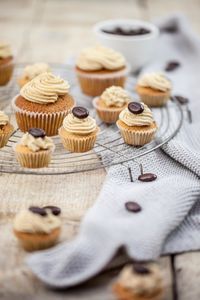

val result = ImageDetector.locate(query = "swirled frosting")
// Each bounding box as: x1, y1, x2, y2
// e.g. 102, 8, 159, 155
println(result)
0, 111, 9, 125
101, 86, 131, 108
22, 63, 51, 80
117, 264, 163, 296
119, 103, 154, 126
20, 72, 70, 104
63, 113, 97, 135
76, 45, 126, 71
0, 43, 12, 58
20, 132, 54, 152
138, 72, 171, 92
13, 209, 61, 234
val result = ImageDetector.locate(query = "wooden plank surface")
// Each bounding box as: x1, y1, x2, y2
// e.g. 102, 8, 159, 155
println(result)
0, 0, 199, 299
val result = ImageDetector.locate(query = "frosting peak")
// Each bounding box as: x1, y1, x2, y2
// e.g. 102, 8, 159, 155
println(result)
20, 132, 54, 152
0, 43, 12, 58
0, 111, 9, 126
119, 102, 154, 126
22, 63, 51, 80
63, 113, 97, 135
138, 72, 172, 92
20, 72, 70, 104
76, 45, 126, 71
101, 86, 131, 108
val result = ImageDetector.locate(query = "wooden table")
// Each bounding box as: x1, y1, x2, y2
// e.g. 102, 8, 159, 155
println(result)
0, 0, 200, 299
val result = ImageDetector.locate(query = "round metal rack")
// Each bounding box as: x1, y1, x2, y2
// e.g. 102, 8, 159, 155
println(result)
0, 63, 184, 175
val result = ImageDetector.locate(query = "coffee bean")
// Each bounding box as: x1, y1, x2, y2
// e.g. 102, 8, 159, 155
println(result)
102, 27, 150, 36
28, 128, 46, 138
29, 206, 47, 216
43, 205, 61, 216
133, 263, 151, 275
138, 173, 157, 182
165, 61, 180, 72
128, 102, 144, 114
72, 107, 89, 119
160, 23, 178, 34
125, 201, 141, 213
172, 95, 189, 105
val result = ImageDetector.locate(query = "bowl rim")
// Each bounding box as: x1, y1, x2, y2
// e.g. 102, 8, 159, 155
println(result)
93, 19, 160, 41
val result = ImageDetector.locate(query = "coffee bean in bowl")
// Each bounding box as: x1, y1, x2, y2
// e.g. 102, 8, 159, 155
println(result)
102, 26, 151, 36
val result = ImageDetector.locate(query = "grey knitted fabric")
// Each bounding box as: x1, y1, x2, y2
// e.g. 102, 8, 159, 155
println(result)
27, 14, 200, 288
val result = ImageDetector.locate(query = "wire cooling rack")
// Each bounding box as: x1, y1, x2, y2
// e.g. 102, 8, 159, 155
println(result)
0, 63, 184, 175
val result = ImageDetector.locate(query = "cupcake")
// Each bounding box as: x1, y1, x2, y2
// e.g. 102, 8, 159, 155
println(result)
0, 42, 14, 86
0, 111, 14, 148
93, 86, 131, 124
12, 72, 75, 136
59, 106, 99, 153
14, 128, 55, 168
18, 62, 51, 88
117, 102, 157, 146
113, 262, 164, 300
76, 45, 129, 97
135, 72, 171, 107
13, 205, 61, 251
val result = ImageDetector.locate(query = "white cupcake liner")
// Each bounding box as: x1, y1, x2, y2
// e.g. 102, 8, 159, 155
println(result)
138, 92, 170, 107
12, 95, 74, 136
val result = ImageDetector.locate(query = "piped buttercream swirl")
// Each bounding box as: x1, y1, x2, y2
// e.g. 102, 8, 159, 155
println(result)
138, 72, 171, 92
0, 111, 9, 125
119, 103, 154, 126
22, 63, 51, 80
0, 43, 12, 58
63, 113, 97, 135
101, 86, 131, 107
20, 132, 54, 152
76, 45, 126, 71
20, 72, 70, 104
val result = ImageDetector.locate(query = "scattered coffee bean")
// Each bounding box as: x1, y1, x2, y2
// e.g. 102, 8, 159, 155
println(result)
138, 173, 157, 182
125, 201, 141, 213
165, 61, 180, 72
128, 102, 144, 114
29, 206, 47, 216
72, 107, 89, 119
102, 27, 151, 36
172, 95, 189, 105
133, 263, 151, 275
43, 205, 61, 216
160, 23, 179, 34
28, 128, 46, 138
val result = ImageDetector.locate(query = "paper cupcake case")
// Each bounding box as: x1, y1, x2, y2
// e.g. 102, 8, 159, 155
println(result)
59, 127, 99, 153
0, 58, 14, 86
0, 124, 14, 148
93, 97, 124, 124
12, 96, 71, 136
76, 67, 129, 97
117, 125, 157, 146
14, 146, 54, 168
138, 92, 170, 107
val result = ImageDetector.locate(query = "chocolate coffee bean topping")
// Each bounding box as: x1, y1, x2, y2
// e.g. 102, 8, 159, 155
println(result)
102, 27, 151, 36
128, 102, 144, 114
138, 173, 157, 182
125, 201, 141, 213
43, 206, 61, 216
72, 107, 89, 119
133, 263, 151, 275
29, 206, 47, 216
172, 95, 189, 105
28, 128, 46, 138
165, 61, 180, 72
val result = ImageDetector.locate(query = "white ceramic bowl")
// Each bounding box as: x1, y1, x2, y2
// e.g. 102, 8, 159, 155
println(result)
93, 19, 159, 72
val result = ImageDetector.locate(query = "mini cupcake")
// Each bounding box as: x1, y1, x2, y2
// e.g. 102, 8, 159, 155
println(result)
59, 106, 99, 153
0, 42, 14, 86
14, 128, 55, 168
113, 262, 164, 300
13, 205, 61, 251
12, 72, 75, 136
0, 111, 14, 148
93, 86, 131, 124
18, 62, 51, 88
135, 72, 172, 107
76, 45, 129, 97
117, 102, 157, 146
